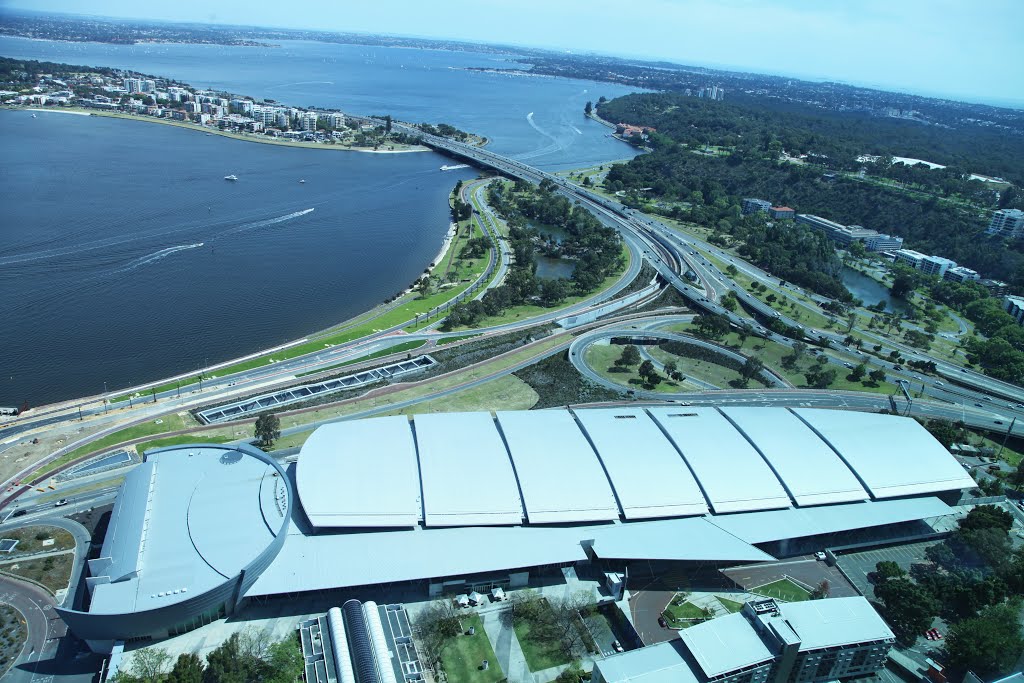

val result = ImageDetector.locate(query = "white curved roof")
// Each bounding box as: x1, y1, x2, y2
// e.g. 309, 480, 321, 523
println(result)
792, 409, 977, 498
647, 407, 791, 513
722, 407, 868, 506
413, 412, 524, 526
573, 407, 708, 519
496, 410, 619, 523
297, 417, 421, 528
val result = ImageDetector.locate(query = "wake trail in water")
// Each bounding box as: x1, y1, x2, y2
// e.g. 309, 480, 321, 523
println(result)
111, 243, 205, 275
218, 208, 315, 238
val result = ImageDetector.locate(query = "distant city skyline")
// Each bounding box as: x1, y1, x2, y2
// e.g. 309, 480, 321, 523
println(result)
3, 0, 1023, 108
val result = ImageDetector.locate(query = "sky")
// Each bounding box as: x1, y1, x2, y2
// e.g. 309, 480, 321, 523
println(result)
4, 0, 1023, 107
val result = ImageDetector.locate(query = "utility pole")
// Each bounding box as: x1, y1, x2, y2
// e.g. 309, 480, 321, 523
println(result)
103, 381, 108, 414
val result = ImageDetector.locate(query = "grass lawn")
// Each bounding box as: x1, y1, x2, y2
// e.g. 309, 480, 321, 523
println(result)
663, 599, 707, 628
381, 375, 538, 415
716, 596, 745, 613
28, 414, 187, 480
0, 552, 74, 595
439, 614, 504, 683
583, 344, 694, 393
135, 433, 233, 455
295, 340, 426, 377
0, 526, 75, 557
753, 578, 811, 602
513, 615, 573, 671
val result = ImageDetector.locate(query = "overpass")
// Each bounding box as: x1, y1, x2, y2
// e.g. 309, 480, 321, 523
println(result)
395, 122, 1024, 405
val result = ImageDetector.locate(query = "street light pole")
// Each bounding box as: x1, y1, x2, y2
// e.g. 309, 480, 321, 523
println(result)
103, 381, 108, 414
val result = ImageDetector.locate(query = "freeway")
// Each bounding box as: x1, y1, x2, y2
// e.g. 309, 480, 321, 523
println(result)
402, 125, 1024, 418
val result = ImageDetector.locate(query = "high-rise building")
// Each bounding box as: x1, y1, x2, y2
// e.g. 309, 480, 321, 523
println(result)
987, 208, 1024, 238
122, 78, 143, 93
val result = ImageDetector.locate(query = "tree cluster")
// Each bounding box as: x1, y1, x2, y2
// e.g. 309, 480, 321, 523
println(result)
441, 182, 622, 330
871, 505, 1024, 675
507, 591, 595, 661
112, 631, 302, 683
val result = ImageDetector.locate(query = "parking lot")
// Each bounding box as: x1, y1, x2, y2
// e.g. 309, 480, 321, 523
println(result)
722, 559, 858, 598
835, 541, 941, 598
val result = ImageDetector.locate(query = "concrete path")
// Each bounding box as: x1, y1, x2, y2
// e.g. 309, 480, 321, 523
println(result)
480, 610, 529, 683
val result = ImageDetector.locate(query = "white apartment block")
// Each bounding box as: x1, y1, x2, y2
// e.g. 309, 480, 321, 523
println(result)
987, 208, 1024, 239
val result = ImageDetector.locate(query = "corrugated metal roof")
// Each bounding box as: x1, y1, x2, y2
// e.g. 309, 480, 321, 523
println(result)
590, 517, 774, 563
721, 407, 868, 506
593, 641, 700, 683
792, 409, 977, 498
573, 407, 708, 519
413, 412, 523, 526
245, 520, 588, 596
646, 407, 791, 513
679, 613, 775, 678
707, 496, 952, 544
496, 410, 619, 524
297, 417, 421, 528
89, 445, 279, 615
779, 596, 895, 651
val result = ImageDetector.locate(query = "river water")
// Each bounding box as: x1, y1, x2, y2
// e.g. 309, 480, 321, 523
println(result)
0, 37, 642, 405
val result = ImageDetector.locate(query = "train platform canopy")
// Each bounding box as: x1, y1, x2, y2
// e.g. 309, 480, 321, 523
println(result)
647, 407, 792, 514
792, 409, 977, 498
720, 407, 869, 506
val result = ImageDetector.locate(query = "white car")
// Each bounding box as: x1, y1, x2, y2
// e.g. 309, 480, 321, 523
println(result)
814, 551, 827, 561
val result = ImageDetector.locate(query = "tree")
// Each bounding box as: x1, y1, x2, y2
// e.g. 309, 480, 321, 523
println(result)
584, 101, 593, 116
384, 114, 392, 134
415, 600, 462, 668
618, 344, 641, 367
945, 604, 1024, 677
848, 363, 867, 382
810, 579, 830, 599
874, 578, 937, 646
638, 359, 658, 385
960, 504, 1013, 533
264, 638, 305, 683
804, 366, 836, 389
868, 368, 887, 384
254, 413, 281, 450
891, 271, 917, 299
740, 356, 765, 382
873, 560, 905, 583
204, 634, 255, 683
167, 653, 205, 683
121, 648, 172, 683
664, 360, 678, 379
693, 313, 729, 340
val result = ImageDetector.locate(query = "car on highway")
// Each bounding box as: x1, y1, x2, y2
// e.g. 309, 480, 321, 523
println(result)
10, 509, 26, 518
995, 421, 1005, 425
975, 403, 984, 407
54, 498, 68, 507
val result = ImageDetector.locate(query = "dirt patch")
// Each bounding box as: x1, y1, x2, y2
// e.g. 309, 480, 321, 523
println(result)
0, 603, 27, 676
0, 553, 74, 596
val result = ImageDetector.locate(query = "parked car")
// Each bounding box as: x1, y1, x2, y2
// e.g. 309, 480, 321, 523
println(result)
814, 551, 827, 561
612, 640, 624, 653
658, 616, 667, 628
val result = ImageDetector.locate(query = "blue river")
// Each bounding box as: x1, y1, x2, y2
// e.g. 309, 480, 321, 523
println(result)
0, 37, 641, 405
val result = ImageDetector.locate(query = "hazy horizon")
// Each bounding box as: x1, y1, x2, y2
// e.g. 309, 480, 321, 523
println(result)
2, 0, 1023, 110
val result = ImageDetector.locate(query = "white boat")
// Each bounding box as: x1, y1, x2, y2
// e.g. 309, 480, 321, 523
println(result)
224, 175, 239, 181
31, 113, 36, 118
440, 164, 469, 171
299, 179, 306, 184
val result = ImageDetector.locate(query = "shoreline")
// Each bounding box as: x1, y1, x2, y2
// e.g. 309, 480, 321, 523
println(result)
14, 106, 431, 154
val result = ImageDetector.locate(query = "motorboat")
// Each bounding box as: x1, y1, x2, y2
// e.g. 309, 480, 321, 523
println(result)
224, 174, 239, 181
